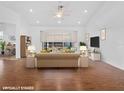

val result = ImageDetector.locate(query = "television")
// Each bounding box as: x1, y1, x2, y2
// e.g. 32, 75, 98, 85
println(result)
90, 36, 100, 48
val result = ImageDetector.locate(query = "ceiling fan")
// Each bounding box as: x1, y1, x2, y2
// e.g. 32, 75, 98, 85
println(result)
54, 2, 70, 19
55, 5, 64, 18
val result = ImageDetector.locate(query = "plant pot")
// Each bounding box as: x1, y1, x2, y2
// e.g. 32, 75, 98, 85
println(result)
1, 51, 4, 55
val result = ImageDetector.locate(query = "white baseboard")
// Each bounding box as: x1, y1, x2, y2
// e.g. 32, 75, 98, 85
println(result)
102, 58, 124, 71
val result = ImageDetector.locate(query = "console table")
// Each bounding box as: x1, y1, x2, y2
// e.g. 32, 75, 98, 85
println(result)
79, 55, 88, 67
26, 56, 37, 68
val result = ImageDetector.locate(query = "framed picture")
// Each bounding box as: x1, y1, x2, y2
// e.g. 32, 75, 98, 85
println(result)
100, 28, 106, 40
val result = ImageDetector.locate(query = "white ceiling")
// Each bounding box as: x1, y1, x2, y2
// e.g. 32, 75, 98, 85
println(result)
0, 1, 104, 27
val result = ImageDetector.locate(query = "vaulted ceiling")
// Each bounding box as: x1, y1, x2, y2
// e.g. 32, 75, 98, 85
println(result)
0, 1, 104, 27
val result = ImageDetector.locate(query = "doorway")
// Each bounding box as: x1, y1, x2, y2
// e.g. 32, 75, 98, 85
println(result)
0, 23, 16, 59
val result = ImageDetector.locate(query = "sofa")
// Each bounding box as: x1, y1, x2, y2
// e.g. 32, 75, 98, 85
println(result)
35, 53, 80, 68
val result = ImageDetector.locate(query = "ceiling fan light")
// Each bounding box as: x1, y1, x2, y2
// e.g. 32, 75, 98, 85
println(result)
56, 13, 62, 18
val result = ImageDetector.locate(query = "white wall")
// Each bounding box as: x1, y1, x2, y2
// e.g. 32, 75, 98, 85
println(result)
29, 26, 85, 53
86, 2, 124, 70
0, 6, 29, 58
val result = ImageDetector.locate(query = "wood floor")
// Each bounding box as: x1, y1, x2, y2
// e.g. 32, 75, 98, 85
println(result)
0, 58, 124, 91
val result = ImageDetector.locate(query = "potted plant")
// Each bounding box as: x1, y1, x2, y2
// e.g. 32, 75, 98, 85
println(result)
80, 42, 86, 46
0, 41, 5, 55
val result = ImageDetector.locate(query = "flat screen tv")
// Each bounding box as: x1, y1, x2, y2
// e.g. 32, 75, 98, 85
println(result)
90, 36, 100, 48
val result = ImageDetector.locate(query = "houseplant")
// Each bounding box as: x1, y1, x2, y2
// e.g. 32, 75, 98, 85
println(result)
80, 42, 86, 46
0, 41, 5, 55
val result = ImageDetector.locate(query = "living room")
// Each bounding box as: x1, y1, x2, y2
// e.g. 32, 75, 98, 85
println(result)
0, 0, 124, 92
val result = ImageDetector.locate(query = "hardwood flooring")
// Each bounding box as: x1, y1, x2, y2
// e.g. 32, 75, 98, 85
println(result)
0, 58, 124, 91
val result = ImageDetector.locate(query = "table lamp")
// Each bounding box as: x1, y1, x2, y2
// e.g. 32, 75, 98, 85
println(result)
28, 45, 36, 57
80, 46, 87, 55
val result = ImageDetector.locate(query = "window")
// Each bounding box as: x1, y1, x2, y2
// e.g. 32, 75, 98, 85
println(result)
42, 42, 74, 49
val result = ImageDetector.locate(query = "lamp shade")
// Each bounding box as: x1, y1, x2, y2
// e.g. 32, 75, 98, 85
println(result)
28, 45, 36, 53
80, 46, 87, 51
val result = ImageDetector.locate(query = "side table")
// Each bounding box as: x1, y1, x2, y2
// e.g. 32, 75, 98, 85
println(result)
79, 55, 89, 67
26, 57, 37, 68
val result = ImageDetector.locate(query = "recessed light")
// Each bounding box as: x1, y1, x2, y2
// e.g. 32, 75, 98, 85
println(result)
57, 21, 61, 24
77, 21, 81, 24
29, 9, 33, 12
84, 9, 88, 13
36, 20, 40, 24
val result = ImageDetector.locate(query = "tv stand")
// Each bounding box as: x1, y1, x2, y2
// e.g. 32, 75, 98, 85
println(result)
89, 52, 101, 61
